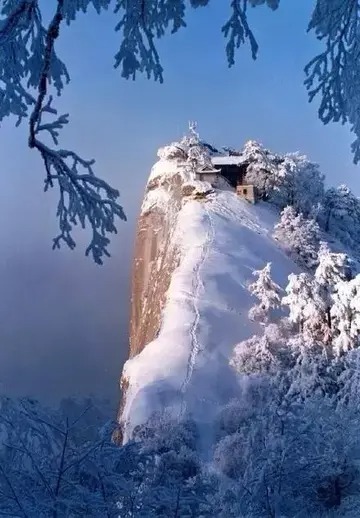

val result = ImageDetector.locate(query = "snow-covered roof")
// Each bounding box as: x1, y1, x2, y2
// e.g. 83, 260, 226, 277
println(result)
197, 165, 220, 174
211, 155, 246, 166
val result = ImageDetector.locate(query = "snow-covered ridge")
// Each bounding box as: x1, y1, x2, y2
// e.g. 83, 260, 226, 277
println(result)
121, 131, 360, 441
121, 187, 300, 439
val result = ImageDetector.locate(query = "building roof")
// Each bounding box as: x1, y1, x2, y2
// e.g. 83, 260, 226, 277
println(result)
211, 155, 246, 166
197, 165, 221, 174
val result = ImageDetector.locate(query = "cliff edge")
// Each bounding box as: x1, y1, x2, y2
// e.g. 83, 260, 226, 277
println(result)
118, 137, 299, 442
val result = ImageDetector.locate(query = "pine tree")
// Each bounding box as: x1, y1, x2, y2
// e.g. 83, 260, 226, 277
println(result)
182, 122, 212, 178
337, 350, 360, 407
282, 272, 319, 336
231, 333, 280, 376
314, 242, 352, 330
315, 242, 352, 288
242, 140, 281, 200
273, 205, 298, 237
331, 275, 360, 355
321, 185, 360, 251
231, 322, 294, 380
285, 335, 338, 400
273, 207, 320, 268
248, 263, 282, 325
273, 153, 325, 217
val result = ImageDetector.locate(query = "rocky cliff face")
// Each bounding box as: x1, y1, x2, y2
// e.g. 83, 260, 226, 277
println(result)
117, 144, 205, 433
125, 137, 214, 358
128, 175, 183, 359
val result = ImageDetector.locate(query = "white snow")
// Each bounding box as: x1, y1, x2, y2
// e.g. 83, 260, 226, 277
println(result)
143, 154, 214, 215
148, 155, 185, 183
121, 191, 300, 440
183, 180, 213, 194
141, 186, 171, 214
211, 156, 246, 166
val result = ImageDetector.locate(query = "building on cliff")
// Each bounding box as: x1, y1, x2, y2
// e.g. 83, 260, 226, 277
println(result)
195, 155, 258, 204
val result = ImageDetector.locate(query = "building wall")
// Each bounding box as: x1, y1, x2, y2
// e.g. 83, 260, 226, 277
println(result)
236, 184, 257, 204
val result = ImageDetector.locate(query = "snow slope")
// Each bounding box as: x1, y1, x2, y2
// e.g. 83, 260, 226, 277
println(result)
121, 190, 300, 440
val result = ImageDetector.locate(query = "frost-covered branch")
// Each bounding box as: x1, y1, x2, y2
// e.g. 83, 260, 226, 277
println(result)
24, 0, 126, 263
223, 0, 279, 64
113, 0, 280, 81
223, 0, 259, 63
0, 0, 126, 263
0, 0, 38, 124
114, 0, 188, 82
306, 1, 360, 162
34, 132, 126, 264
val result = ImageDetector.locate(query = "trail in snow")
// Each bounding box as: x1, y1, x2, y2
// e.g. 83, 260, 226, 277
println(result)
178, 194, 265, 419
179, 203, 215, 417
211, 195, 265, 235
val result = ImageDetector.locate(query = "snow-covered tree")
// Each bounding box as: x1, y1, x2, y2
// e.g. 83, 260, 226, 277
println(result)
214, 380, 360, 516
182, 122, 212, 177
320, 185, 360, 251
279, 243, 359, 352
157, 142, 188, 161
273, 205, 297, 235
282, 272, 324, 338
242, 147, 326, 214
0, 397, 218, 517
231, 332, 280, 376
231, 322, 295, 382
227, 304, 360, 515
282, 273, 308, 331
337, 349, 360, 408
0, 397, 119, 516
273, 206, 320, 268
242, 140, 281, 200
331, 275, 360, 356
322, 186, 341, 233
272, 152, 325, 216
129, 416, 219, 517
315, 242, 352, 288
248, 262, 282, 325
284, 335, 339, 400
157, 123, 213, 180
314, 242, 352, 330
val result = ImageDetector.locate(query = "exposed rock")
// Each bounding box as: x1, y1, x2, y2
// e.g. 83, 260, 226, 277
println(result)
117, 148, 197, 433
181, 183, 196, 197
129, 174, 184, 358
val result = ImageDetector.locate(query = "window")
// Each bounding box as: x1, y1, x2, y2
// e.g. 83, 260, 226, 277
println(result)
243, 188, 247, 195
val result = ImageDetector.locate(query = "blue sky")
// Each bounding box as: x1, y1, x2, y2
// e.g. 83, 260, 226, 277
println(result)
0, 0, 359, 404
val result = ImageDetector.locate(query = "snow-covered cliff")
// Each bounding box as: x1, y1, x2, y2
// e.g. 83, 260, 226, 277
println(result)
119, 139, 302, 441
